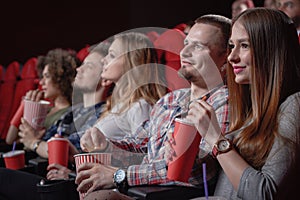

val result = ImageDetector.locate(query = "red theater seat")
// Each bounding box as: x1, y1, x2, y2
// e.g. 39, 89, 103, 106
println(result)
154, 29, 190, 92
0, 65, 4, 94
3, 57, 39, 139
0, 61, 20, 139
77, 45, 90, 62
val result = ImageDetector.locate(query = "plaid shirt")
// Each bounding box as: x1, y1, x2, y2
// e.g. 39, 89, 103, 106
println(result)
126, 85, 229, 187
43, 102, 106, 150
67, 102, 106, 150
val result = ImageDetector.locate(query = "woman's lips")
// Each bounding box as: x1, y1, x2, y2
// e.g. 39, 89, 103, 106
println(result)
233, 66, 245, 74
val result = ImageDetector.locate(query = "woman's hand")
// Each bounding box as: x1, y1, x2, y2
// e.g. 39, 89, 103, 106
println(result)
25, 89, 44, 102
47, 163, 71, 180
186, 99, 222, 147
80, 127, 108, 152
18, 118, 45, 150
75, 162, 117, 195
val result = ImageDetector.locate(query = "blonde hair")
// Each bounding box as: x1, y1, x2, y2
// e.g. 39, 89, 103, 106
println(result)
104, 32, 166, 116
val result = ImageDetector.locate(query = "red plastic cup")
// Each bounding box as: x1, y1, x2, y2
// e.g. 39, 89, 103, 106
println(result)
47, 137, 69, 167
23, 99, 50, 130
74, 152, 112, 200
3, 150, 25, 170
167, 118, 201, 182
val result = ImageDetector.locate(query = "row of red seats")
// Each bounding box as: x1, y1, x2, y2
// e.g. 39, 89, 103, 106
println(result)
0, 58, 39, 139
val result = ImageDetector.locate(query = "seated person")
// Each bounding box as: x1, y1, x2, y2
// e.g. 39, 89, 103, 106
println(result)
75, 14, 231, 200
17, 48, 79, 158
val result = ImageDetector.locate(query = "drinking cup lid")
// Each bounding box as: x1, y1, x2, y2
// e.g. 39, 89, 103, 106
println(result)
3, 150, 25, 157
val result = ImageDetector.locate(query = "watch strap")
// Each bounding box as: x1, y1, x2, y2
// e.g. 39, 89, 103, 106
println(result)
33, 140, 42, 153
113, 169, 129, 194
212, 138, 232, 158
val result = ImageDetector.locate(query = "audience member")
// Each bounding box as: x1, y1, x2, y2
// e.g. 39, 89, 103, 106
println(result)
48, 32, 167, 181
0, 48, 78, 200
231, 0, 255, 19
79, 32, 167, 154
0, 42, 113, 200
19, 48, 79, 157
276, 0, 300, 34
187, 8, 300, 200
75, 14, 231, 200
18, 48, 78, 158
24, 42, 113, 160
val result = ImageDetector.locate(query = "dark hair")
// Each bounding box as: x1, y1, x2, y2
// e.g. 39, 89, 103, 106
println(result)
38, 48, 78, 104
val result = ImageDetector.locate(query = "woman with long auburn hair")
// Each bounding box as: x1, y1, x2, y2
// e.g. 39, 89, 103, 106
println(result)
187, 8, 300, 199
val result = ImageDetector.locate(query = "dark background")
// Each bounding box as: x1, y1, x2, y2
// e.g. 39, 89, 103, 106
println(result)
0, 0, 264, 67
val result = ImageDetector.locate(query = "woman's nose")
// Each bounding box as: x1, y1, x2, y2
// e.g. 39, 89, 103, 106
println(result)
228, 48, 240, 64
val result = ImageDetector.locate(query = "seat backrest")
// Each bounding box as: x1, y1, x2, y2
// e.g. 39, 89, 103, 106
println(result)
146, 31, 160, 43
0, 61, 21, 139
0, 65, 4, 95
154, 29, 190, 92
2, 58, 39, 139
20, 57, 38, 79
77, 45, 90, 62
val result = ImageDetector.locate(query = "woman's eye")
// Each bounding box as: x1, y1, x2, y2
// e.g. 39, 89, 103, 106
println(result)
109, 53, 115, 59
228, 44, 235, 50
241, 43, 249, 49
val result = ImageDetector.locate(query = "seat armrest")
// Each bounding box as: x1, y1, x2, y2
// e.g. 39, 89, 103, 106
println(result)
127, 185, 203, 200
28, 156, 48, 177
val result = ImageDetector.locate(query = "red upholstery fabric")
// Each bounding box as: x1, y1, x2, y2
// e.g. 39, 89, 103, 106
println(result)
5, 58, 39, 138
174, 23, 188, 32
154, 29, 190, 91
77, 45, 90, 62
0, 61, 20, 139
146, 31, 160, 43
0, 65, 4, 95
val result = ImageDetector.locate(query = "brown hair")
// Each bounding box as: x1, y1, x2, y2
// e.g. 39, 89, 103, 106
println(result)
38, 48, 79, 104
227, 8, 300, 168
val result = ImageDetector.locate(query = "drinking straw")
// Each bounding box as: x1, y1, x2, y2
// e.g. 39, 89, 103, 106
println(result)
12, 141, 16, 152
202, 162, 209, 200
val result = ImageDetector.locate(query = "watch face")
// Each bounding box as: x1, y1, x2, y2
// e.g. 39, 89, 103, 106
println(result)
218, 140, 230, 151
115, 169, 126, 183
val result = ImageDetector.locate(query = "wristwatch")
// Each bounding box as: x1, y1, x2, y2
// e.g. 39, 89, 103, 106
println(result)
113, 168, 129, 194
212, 138, 232, 158
33, 140, 42, 153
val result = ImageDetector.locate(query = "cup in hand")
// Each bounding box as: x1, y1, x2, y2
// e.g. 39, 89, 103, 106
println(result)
167, 117, 201, 182
3, 150, 25, 170
47, 137, 69, 167
23, 99, 50, 130
74, 152, 112, 200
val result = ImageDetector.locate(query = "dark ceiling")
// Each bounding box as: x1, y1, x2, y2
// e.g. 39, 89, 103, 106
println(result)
0, 0, 264, 67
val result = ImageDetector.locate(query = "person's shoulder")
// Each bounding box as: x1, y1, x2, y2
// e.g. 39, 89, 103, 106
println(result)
210, 85, 228, 98
156, 88, 191, 104
280, 91, 300, 111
